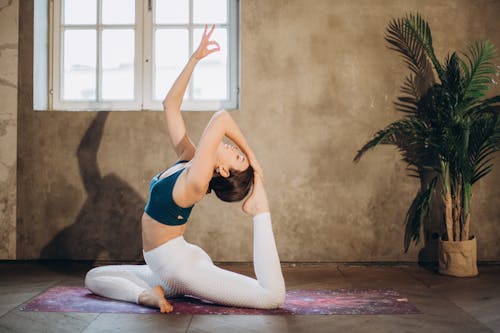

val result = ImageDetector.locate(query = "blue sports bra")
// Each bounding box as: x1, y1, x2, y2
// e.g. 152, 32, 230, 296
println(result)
144, 160, 194, 226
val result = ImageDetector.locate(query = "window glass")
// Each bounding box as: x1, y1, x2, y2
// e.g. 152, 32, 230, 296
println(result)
102, 0, 135, 24
154, 29, 189, 100
102, 29, 135, 100
155, 0, 189, 24
63, 0, 96, 25
193, 0, 227, 24
62, 29, 96, 100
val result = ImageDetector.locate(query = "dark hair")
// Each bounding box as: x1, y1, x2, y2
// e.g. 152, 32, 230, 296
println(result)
208, 166, 254, 202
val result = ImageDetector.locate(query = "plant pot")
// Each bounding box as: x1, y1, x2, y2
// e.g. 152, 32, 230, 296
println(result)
438, 236, 478, 277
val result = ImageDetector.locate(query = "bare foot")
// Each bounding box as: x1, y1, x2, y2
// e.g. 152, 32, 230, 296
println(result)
138, 285, 173, 313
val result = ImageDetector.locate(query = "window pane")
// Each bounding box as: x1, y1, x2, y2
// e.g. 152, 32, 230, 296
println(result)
102, 29, 135, 100
102, 0, 135, 24
192, 28, 227, 100
63, 29, 96, 100
63, 0, 96, 25
193, 0, 227, 24
154, 29, 188, 100
155, 0, 188, 24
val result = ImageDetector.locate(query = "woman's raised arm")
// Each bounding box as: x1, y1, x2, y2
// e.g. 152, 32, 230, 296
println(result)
162, 25, 220, 161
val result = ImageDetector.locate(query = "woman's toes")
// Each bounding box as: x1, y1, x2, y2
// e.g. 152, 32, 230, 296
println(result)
160, 299, 173, 313
160, 300, 167, 313
165, 301, 173, 313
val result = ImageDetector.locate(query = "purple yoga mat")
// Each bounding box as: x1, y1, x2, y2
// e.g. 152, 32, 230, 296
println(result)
20, 287, 420, 315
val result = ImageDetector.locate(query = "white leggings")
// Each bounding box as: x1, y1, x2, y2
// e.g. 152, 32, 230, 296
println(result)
85, 213, 286, 309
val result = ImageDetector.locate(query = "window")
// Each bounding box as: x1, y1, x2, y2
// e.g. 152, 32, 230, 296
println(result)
35, 0, 239, 111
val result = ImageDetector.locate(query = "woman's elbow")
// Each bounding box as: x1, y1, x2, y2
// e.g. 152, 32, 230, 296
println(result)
214, 109, 228, 117
212, 109, 230, 122
162, 100, 173, 111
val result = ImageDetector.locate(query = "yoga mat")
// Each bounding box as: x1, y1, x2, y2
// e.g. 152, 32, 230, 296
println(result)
20, 287, 420, 315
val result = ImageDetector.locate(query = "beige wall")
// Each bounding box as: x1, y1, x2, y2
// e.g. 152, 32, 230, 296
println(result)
0, 0, 18, 260
16, 0, 500, 262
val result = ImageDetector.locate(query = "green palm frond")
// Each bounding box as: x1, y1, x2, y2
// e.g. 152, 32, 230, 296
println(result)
445, 121, 469, 164
482, 95, 500, 114
354, 118, 437, 177
353, 123, 400, 163
468, 114, 500, 184
460, 40, 498, 100
354, 119, 418, 163
390, 120, 436, 170
404, 177, 438, 252
395, 93, 419, 115
386, 17, 432, 78
403, 13, 444, 80
442, 52, 463, 103
465, 95, 500, 117
395, 75, 434, 120
385, 15, 434, 117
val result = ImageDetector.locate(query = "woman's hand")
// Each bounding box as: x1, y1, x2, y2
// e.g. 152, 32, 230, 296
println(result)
193, 24, 220, 61
242, 173, 269, 216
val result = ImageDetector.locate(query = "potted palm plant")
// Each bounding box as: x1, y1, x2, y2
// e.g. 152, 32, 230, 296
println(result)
354, 13, 500, 277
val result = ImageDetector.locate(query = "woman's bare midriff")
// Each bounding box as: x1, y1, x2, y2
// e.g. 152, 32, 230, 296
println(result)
142, 212, 187, 251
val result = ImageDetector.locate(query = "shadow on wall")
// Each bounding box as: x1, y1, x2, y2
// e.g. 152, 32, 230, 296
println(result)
41, 112, 144, 263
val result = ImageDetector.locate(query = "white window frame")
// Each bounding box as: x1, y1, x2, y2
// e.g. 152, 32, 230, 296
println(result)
46, 0, 239, 111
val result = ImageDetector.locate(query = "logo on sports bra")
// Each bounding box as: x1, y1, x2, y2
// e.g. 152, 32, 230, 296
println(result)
177, 215, 184, 220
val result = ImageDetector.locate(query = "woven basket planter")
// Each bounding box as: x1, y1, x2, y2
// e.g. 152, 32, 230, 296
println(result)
438, 236, 478, 277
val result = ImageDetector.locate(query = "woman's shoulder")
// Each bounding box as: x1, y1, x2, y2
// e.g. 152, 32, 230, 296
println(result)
172, 163, 204, 208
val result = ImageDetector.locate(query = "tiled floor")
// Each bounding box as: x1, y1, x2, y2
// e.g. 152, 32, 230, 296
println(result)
0, 262, 498, 332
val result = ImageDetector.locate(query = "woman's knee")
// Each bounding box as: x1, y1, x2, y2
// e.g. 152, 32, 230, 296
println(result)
241, 285, 286, 310
84, 266, 106, 291
262, 287, 286, 309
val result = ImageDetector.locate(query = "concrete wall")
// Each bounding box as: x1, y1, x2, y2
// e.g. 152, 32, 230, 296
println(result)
16, 0, 500, 262
0, 0, 18, 260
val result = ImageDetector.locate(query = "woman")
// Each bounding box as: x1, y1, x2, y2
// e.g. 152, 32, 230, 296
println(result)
85, 25, 286, 313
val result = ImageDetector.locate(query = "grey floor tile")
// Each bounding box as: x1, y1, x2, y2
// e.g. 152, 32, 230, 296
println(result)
486, 316, 500, 333
431, 276, 500, 332
282, 264, 351, 289
82, 313, 192, 333
187, 315, 291, 333
0, 282, 56, 317
338, 265, 421, 288
0, 309, 99, 333
188, 313, 492, 333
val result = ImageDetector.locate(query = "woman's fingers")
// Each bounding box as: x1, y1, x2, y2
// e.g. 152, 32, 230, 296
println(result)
207, 24, 216, 38
206, 41, 221, 54
206, 41, 220, 50
254, 171, 264, 185
250, 159, 264, 182
195, 25, 219, 59
254, 166, 263, 178
203, 24, 215, 39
